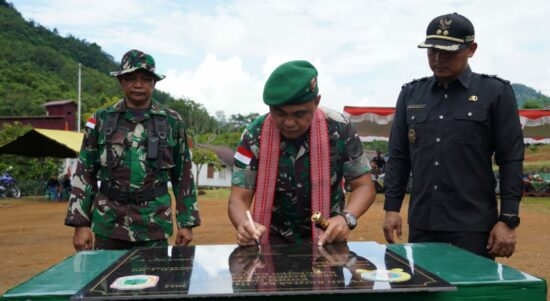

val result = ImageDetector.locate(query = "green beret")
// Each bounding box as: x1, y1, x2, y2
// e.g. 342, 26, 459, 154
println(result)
263, 60, 319, 106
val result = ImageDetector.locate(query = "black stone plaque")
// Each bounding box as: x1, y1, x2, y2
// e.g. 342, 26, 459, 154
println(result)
72, 242, 455, 300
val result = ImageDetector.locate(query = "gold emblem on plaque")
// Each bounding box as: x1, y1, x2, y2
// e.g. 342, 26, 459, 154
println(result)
408, 129, 416, 144
468, 95, 478, 102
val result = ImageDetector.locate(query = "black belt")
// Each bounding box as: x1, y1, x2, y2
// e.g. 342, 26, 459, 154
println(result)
100, 184, 168, 203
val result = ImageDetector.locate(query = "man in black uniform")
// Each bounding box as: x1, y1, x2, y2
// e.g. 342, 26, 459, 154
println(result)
382, 13, 524, 259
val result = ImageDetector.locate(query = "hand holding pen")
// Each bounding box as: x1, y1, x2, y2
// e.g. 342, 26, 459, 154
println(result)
245, 210, 261, 248
236, 210, 265, 250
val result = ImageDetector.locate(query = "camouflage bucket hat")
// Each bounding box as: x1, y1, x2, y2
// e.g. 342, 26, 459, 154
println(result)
110, 49, 166, 81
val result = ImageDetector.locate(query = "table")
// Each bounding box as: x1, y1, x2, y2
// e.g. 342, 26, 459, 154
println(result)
1, 242, 546, 301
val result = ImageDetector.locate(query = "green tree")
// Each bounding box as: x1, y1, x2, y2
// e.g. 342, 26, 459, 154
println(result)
228, 113, 260, 132
512, 83, 550, 107
82, 96, 119, 124
191, 147, 221, 188
522, 99, 544, 109
195, 132, 241, 150
363, 141, 389, 153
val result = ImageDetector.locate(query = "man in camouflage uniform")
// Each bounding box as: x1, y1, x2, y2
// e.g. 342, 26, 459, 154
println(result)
228, 60, 375, 246
65, 49, 200, 251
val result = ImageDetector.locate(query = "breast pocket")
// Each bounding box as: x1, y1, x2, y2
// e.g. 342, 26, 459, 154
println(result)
453, 109, 489, 144
99, 132, 126, 168
157, 138, 176, 169
406, 111, 429, 147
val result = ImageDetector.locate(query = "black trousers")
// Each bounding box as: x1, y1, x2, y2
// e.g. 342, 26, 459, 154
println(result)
94, 235, 168, 250
409, 226, 494, 260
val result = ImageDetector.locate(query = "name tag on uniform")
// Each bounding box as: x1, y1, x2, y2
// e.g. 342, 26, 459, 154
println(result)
407, 104, 426, 110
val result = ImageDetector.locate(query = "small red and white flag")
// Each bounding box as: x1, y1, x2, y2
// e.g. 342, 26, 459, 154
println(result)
86, 117, 96, 129
234, 146, 253, 165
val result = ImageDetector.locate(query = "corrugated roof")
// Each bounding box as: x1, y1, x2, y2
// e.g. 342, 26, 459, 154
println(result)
43, 100, 75, 107
195, 144, 235, 167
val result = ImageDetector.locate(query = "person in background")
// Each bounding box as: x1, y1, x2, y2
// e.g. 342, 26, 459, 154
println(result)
372, 150, 386, 173
45, 175, 60, 201
60, 174, 71, 201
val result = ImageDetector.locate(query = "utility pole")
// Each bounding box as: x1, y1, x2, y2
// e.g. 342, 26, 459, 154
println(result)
77, 62, 82, 132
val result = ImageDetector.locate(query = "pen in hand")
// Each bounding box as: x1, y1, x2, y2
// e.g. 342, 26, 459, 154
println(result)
245, 210, 261, 251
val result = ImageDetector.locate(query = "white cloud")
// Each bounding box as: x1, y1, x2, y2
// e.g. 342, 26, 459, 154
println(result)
192, 245, 234, 277
10, 0, 550, 114
157, 54, 265, 115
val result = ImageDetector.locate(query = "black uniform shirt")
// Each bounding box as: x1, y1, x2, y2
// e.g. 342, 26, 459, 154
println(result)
384, 66, 524, 232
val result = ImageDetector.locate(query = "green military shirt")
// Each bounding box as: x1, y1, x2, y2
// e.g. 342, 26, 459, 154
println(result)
65, 99, 200, 241
232, 107, 370, 243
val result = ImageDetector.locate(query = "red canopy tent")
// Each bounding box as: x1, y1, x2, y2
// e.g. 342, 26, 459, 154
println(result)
344, 107, 550, 144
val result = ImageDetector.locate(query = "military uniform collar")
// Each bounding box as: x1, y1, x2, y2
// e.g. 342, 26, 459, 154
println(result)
457, 65, 472, 89
107, 99, 167, 116
280, 130, 310, 160
107, 99, 127, 112
431, 65, 472, 90
148, 101, 168, 115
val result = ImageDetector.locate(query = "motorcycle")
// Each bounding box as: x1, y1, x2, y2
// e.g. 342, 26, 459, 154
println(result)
0, 167, 21, 198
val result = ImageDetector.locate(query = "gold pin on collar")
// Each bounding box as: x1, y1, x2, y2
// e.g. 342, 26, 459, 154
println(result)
468, 95, 478, 102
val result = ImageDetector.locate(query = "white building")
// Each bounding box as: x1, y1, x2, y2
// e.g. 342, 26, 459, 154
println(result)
191, 144, 235, 188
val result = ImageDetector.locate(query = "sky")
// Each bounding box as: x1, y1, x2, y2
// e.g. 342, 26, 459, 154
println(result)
10, 0, 550, 116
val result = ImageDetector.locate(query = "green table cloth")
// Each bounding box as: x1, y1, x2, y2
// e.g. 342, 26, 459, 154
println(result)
2, 243, 546, 301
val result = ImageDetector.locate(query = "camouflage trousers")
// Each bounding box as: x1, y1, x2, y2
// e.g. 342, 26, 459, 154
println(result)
94, 234, 168, 250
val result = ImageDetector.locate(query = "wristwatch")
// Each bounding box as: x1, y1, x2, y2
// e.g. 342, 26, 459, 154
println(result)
339, 211, 357, 230
499, 214, 520, 229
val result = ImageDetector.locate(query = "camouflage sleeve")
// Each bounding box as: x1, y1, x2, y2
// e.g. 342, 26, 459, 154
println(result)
341, 116, 371, 181
171, 118, 201, 228
231, 126, 259, 190
64, 112, 100, 227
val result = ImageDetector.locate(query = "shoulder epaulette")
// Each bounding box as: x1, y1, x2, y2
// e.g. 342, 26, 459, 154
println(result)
402, 76, 429, 89
481, 74, 510, 84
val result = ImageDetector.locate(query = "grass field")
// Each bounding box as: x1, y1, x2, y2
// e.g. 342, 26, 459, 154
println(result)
524, 145, 550, 172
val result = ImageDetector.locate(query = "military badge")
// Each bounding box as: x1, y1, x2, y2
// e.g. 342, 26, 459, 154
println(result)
234, 146, 253, 165
407, 104, 427, 110
468, 95, 478, 102
436, 18, 452, 36
356, 268, 411, 283
85, 117, 96, 129
110, 275, 159, 290
408, 129, 416, 144
310, 77, 317, 92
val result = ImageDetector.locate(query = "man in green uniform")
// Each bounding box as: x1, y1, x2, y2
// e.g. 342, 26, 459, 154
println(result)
65, 49, 200, 251
228, 60, 375, 246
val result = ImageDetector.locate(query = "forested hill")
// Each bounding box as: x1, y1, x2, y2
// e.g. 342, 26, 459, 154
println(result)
1, 0, 548, 121
0, 0, 220, 133
0, 0, 121, 116
511, 83, 549, 109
